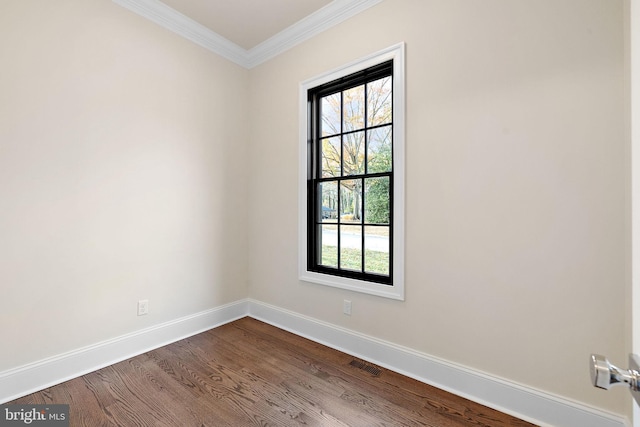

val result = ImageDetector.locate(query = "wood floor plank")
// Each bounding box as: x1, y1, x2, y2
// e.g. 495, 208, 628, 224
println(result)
220, 325, 433, 426
9, 317, 537, 426
233, 318, 531, 427
144, 346, 268, 426
228, 319, 467, 426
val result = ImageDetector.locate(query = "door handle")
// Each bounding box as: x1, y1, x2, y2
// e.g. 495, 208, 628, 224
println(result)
590, 354, 640, 406
590, 354, 640, 390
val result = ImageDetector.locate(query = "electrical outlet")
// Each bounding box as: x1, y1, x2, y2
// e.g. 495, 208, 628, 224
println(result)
343, 299, 352, 316
138, 299, 149, 316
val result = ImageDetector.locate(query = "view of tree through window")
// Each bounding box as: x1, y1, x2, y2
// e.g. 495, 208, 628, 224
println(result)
308, 61, 394, 284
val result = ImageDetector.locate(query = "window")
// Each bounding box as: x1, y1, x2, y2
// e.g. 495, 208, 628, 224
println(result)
299, 43, 405, 300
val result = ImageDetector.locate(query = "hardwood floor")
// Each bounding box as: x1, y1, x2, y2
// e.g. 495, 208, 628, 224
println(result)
10, 317, 537, 426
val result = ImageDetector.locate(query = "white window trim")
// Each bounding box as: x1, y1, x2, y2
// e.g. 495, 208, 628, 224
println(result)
298, 42, 405, 301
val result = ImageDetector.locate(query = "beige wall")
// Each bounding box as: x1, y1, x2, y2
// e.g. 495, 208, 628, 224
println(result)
0, 0, 628, 419
0, 0, 249, 369
248, 0, 627, 415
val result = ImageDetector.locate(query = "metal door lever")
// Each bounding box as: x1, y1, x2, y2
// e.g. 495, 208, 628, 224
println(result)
590, 354, 640, 391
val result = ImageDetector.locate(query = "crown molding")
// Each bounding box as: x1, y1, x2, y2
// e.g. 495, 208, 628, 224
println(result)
112, 0, 384, 69
245, 0, 385, 68
112, 0, 250, 67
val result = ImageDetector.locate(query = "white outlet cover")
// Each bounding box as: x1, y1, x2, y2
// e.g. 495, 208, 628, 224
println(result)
138, 300, 149, 316
343, 300, 352, 315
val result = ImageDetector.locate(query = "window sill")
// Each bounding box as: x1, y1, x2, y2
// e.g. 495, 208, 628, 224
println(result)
299, 269, 404, 301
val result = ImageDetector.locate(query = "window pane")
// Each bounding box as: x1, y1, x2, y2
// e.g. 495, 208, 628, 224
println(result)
318, 224, 338, 268
319, 181, 338, 223
367, 126, 392, 173
364, 177, 390, 224
321, 136, 341, 178
305, 56, 399, 290
321, 93, 341, 137
367, 77, 392, 127
364, 226, 389, 275
343, 131, 365, 175
343, 85, 365, 132
340, 179, 362, 223
340, 225, 362, 271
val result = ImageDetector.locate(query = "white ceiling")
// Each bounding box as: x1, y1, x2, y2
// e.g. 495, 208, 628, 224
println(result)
113, 0, 384, 68
160, 0, 333, 50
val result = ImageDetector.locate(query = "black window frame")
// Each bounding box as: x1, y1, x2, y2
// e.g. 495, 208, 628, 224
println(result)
306, 60, 394, 286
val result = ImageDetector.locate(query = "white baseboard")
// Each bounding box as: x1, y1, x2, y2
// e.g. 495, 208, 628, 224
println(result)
247, 299, 629, 427
0, 299, 248, 404
0, 297, 629, 427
